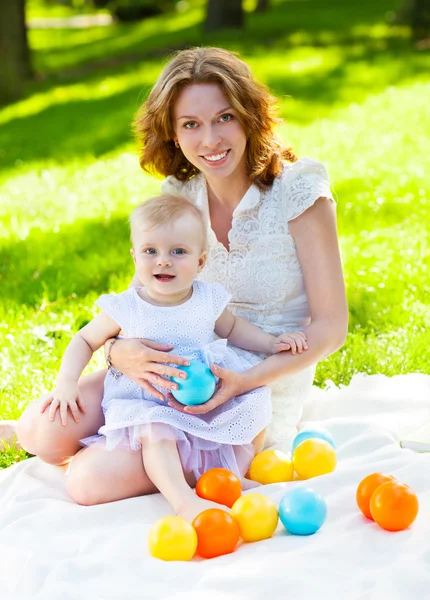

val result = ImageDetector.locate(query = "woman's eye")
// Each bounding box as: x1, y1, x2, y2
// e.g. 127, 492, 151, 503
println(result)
184, 121, 198, 129
219, 114, 233, 123
172, 248, 186, 255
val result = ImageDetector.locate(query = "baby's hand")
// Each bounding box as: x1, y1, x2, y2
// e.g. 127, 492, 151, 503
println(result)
40, 379, 86, 426
270, 331, 308, 355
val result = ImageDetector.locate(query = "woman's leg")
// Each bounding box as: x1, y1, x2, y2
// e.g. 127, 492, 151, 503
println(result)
66, 442, 198, 507
16, 370, 106, 466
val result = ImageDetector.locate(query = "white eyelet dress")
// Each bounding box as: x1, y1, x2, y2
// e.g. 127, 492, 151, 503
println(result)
81, 281, 272, 480
161, 158, 335, 448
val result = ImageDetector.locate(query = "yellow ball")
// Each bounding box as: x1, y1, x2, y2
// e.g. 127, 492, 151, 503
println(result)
293, 438, 337, 480
148, 516, 197, 561
248, 449, 294, 485
231, 493, 278, 542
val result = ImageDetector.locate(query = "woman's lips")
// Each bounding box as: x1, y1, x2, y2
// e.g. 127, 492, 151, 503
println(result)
201, 149, 230, 166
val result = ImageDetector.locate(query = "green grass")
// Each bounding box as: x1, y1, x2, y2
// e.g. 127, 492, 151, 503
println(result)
1, 0, 429, 468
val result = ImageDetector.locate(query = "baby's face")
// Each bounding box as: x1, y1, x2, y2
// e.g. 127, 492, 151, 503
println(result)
131, 214, 207, 304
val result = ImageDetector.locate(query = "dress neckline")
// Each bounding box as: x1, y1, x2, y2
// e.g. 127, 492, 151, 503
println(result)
132, 282, 196, 309
197, 175, 261, 253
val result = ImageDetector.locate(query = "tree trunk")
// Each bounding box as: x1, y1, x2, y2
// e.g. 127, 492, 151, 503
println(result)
255, 0, 270, 12
204, 0, 244, 32
411, 0, 430, 41
0, 0, 32, 105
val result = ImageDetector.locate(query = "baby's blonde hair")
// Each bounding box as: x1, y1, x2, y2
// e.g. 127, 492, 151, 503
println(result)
129, 194, 208, 251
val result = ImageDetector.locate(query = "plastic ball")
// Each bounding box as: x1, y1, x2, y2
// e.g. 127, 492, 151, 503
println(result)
231, 493, 278, 542
292, 427, 336, 453
370, 480, 419, 531
196, 468, 242, 508
171, 360, 216, 406
293, 439, 337, 480
356, 473, 396, 520
248, 449, 294, 485
279, 487, 327, 535
148, 516, 197, 561
192, 509, 240, 558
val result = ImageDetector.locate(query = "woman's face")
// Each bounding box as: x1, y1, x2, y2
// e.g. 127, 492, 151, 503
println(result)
174, 83, 248, 183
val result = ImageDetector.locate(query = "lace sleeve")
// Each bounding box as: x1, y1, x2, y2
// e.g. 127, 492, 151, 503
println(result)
95, 290, 132, 334
282, 158, 335, 222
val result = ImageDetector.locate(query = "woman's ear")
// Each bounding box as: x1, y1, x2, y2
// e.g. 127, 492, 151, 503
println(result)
197, 251, 208, 272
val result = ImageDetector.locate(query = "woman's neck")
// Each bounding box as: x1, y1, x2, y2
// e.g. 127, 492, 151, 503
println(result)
205, 170, 251, 211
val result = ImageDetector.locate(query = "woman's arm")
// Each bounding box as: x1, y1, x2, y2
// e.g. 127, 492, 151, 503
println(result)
237, 196, 348, 392
179, 197, 348, 415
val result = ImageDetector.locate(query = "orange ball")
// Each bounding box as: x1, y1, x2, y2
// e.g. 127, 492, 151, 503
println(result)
370, 480, 419, 531
356, 473, 396, 519
196, 468, 242, 508
192, 509, 240, 558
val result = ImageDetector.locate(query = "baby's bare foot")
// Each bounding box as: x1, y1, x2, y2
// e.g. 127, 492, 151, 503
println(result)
176, 496, 230, 523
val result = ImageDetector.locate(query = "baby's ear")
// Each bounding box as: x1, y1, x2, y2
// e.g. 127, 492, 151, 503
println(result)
130, 248, 136, 264
197, 251, 208, 272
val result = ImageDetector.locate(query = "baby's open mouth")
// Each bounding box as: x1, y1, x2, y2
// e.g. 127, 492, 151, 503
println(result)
154, 274, 175, 282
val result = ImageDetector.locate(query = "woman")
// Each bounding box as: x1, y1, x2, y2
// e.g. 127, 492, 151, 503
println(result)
14, 47, 348, 505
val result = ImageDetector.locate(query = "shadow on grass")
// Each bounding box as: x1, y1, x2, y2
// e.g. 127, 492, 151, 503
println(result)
0, 216, 134, 307
0, 84, 149, 169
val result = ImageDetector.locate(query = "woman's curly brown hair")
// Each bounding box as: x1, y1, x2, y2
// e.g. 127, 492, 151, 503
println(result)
134, 47, 297, 189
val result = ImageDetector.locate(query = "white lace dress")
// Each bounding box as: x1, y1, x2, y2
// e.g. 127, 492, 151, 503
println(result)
82, 281, 272, 480
161, 157, 335, 447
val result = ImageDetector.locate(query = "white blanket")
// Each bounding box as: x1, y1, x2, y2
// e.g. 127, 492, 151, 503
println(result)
1, 373, 430, 600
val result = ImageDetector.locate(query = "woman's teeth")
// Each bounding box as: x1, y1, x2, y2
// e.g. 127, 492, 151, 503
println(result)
204, 151, 228, 162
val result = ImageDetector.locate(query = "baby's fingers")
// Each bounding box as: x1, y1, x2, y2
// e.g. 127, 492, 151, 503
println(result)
40, 395, 54, 414
68, 399, 82, 424
48, 398, 60, 422
60, 401, 69, 427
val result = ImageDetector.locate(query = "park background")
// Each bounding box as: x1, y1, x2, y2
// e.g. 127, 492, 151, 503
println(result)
0, 0, 429, 468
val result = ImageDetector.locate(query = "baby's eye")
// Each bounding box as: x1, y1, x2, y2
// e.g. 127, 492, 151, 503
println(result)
184, 121, 198, 129
172, 248, 186, 255
219, 113, 234, 123
143, 248, 156, 255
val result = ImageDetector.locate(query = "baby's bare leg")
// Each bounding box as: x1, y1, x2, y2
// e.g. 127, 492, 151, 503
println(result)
141, 436, 228, 522
66, 442, 197, 506
16, 370, 106, 465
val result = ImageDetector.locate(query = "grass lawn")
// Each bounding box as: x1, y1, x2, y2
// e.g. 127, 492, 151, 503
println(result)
0, 0, 429, 468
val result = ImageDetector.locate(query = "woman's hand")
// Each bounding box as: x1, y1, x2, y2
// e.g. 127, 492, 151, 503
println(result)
109, 338, 190, 401
166, 364, 245, 415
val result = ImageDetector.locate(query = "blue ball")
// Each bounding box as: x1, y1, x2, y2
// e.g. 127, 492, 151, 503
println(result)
292, 427, 336, 453
279, 487, 327, 535
171, 360, 216, 406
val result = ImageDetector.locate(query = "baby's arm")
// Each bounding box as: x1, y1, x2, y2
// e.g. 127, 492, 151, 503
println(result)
214, 309, 307, 355
43, 312, 121, 425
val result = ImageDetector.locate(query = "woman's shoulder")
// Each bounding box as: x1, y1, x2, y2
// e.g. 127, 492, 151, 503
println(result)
161, 173, 205, 202
279, 157, 330, 184
276, 157, 334, 221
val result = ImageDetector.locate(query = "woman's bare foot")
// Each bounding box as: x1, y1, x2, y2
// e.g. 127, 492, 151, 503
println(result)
176, 495, 230, 523
0, 420, 20, 450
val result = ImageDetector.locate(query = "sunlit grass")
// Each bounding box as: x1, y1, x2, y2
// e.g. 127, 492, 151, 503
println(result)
1, 0, 429, 469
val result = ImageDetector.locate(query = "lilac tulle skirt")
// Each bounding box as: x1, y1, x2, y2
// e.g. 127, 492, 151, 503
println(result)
81, 423, 255, 481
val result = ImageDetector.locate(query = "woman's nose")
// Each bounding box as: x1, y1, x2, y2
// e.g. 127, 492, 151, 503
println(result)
202, 125, 221, 149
